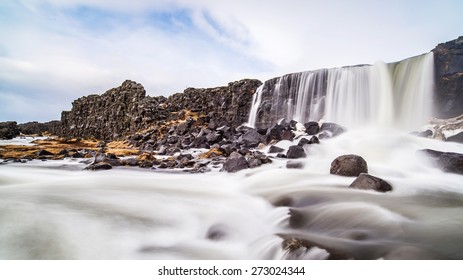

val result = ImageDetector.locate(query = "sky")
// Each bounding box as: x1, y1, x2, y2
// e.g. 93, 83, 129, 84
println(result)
0, 0, 462, 122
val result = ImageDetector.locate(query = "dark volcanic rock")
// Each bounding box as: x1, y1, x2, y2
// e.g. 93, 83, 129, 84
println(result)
286, 161, 304, 169
320, 122, 346, 137
419, 149, 463, 175
298, 136, 319, 146
268, 145, 285, 154
37, 149, 54, 157
220, 152, 249, 173
432, 36, 463, 118
330, 154, 368, 176
304, 121, 320, 135
349, 173, 393, 192
57, 79, 261, 140
286, 145, 307, 159
85, 162, 113, 171
240, 129, 262, 148
0, 121, 19, 139
17, 121, 61, 135
446, 132, 463, 143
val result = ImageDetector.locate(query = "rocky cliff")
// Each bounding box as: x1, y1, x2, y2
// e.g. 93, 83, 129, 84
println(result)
432, 36, 463, 118
57, 79, 261, 140
19, 37, 462, 140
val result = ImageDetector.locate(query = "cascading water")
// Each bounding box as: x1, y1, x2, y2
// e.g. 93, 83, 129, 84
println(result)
248, 52, 435, 130
1, 51, 462, 260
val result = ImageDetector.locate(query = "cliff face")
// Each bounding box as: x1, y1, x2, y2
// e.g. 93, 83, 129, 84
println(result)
432, 36, 463, 118
166, 79, 262, 126
59, 80, 168, 140
35, 37, 462, 140
57, 79, 261, 140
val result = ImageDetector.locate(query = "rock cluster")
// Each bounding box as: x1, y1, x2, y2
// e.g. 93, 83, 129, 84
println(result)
17, 121, 62, 135
330, 154, 393, 193
0, 121, 19, 139
419, 149, 463, 175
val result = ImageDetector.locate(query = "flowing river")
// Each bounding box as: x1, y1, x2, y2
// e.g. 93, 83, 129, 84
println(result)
1, 127, 462, 259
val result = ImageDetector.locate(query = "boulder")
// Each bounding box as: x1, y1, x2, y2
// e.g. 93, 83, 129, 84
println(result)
304, 121, 320, 135
220, 152, 249, 173
419, 149, 463, 175
320, 122, 346, 137
268, 145, 285, 154
330, 154, 368, 176
349, 173, 393, 192
286, 145, 307, 159
247, 158, 262, 168
298, 136, 319, 146
85, 162, 113, 171
240, 129, 262, 148
297, 138, 311, 146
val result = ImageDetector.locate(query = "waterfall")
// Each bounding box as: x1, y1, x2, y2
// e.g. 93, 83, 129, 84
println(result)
248, 52, 435, 130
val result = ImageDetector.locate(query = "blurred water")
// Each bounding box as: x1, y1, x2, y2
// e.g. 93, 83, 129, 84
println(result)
1, 128, 462, 259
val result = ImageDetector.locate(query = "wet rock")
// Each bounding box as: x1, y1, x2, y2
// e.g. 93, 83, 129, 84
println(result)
268, 145, 285, 154
240, 129, 263, 148
282, 238, 312, 251
412, 129, 433, 138
330, 154, 368, 176
304, 121, 320, 135
286, 161, 304, 169
320, 122, 346, 137
446, 131, 463, 143
298, 137, 311, 146
286, 145, 307, 159
70, 152, 84, 158
247, 158, 262, 168
122, 158, 139, 166
297, 136, 319, 146
309, 136, 320, 144
85, 162, 112, 171
419, 149, 463, 175
220, 152, 249, 173
349, 173, 392, 192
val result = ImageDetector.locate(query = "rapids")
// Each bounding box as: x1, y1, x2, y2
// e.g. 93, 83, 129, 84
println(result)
1, 128, 462, 259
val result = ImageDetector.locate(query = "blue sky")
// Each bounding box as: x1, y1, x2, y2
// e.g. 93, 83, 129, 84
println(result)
1, 0, 462, 122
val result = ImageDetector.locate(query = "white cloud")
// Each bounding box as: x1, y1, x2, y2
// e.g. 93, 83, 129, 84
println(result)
1, 0, 462, 122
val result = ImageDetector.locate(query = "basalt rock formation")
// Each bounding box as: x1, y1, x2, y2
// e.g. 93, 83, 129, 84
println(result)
57, 79, 261, 140
432, 36, 463, 118
0, 121, 20, 139
59, 80, 168, 140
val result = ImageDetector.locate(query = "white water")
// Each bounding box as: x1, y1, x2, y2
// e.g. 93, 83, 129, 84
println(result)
248, 53, 434, 130
1, 129, 463, 259
1, 52, 462, 260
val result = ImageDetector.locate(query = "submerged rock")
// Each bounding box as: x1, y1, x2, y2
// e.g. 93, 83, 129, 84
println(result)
85, 162, 113, 171
286, 161, 304, 169
286, 145, 307, 159
268, 145, 285, 154
330, 154, 368, 176
419, 149, 463, 175
320, 122, 346, 137
349, 173, 393, 192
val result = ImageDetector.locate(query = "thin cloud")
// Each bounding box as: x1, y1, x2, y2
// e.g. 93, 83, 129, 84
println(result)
1, 0, 462, 122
